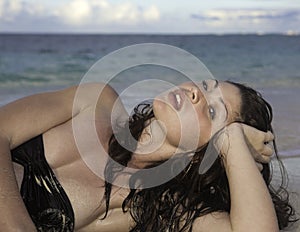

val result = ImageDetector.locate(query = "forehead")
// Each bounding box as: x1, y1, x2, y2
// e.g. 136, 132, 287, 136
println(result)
218, 81, 241, 111
217, 81, 241, 100
216, 81, 242, 121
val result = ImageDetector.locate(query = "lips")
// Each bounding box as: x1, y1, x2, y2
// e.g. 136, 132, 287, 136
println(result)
168, 89, 184, 111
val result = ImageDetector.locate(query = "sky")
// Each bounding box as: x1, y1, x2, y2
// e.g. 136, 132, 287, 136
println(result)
0, 0, 300, 34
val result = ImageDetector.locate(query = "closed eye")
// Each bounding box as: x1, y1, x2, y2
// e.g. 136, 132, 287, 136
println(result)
202, 79, 218, 91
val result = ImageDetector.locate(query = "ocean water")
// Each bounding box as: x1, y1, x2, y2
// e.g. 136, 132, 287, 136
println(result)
0, 33, 300, 157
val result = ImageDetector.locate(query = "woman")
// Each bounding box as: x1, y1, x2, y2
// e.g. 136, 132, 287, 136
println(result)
0, 79, 296, 231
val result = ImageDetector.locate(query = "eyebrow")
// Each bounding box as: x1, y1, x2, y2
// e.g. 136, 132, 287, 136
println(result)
214, 79, 219, 88
219, 97, 228, 122
214, 80, 228, 121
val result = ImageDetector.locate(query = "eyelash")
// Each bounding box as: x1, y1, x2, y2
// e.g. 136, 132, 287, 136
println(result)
203, 81, 215, 119
208, 106, 216, 120
202, 81, 208, 90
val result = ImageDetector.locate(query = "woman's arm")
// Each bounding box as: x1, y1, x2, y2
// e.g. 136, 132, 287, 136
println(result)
0, 86, 79, 231
222, 124, 278, 231
0, 82, 115, 231
0, 132, 37, 231
193, 123, 278, 232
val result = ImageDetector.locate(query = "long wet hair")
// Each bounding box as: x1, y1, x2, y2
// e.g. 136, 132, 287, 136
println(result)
103, 81, 297, 231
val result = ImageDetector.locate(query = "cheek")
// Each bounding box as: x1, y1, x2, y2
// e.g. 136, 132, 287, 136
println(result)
176, 110, 212, 150
153, 99, 182, 144
153, 98, 213, 150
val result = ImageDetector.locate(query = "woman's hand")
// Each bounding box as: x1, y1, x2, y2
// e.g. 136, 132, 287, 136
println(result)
241, 124, 274, 170
214, 123, 274, 170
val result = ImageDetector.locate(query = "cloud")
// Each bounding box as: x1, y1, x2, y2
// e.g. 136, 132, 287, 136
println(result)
87, 0, 160, 25
0, 0, 160, 28
191, 9, 300, 22
191, 9, 300, 32
0, 1, 299, 33
0, 0, 22, 21
54, 0, 92, 25
143, 5, 160, 22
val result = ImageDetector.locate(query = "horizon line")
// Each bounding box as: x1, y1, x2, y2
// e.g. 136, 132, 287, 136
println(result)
0, 31, 299, 36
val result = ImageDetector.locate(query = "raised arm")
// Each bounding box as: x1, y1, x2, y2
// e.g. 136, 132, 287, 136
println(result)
0, 82, 116, 231
193, 123, 278, 232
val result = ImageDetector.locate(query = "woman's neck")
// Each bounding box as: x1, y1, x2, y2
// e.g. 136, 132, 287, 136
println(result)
127, 119, 180, 169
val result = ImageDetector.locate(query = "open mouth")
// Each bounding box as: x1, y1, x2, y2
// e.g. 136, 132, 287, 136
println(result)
168, 90, 184, 111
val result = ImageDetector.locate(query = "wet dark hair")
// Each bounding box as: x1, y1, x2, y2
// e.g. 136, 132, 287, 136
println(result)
103, 81, 297, 231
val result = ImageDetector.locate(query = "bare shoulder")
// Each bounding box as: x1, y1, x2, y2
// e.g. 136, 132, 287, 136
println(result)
79, 83, 128, 125
192, 212, 232, 232
73, 82, 118, 107
0, 82, 119, 148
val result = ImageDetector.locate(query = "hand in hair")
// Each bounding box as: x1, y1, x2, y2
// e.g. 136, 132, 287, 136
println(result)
209, 122, 279, 232
214, 123, 274, 171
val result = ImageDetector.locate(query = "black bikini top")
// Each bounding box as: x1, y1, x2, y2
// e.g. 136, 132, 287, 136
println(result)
11, 135, 75, 232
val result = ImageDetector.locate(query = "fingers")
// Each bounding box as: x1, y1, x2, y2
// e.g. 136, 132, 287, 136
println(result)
264, 131, 274, 144
242, 124, 274, 149
261, 132, 274, 159
254, 154, 271, 164
262, 143, 273, 156
255, 143, 274, 163
226, 123, 276, 165
241, 124, 275, 163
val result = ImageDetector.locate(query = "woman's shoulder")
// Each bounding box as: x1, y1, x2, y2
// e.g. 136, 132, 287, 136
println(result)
0, 82, 120, 149
74, 82, 127, 121
72, 82, 119, 110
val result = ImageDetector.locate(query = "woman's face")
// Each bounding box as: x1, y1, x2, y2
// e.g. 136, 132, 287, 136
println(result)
153, 80, 241, 152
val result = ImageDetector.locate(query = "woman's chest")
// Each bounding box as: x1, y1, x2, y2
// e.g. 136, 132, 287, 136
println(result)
42, 116, 129, 229
43, 111, 112, 170
55, 164, 130, 230
55, 164, 106, 229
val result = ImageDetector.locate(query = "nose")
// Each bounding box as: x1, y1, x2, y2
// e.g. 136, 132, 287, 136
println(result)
186, 86, 201, 104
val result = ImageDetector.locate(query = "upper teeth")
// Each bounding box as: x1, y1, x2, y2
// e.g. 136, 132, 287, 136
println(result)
175, 93, 181, 105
